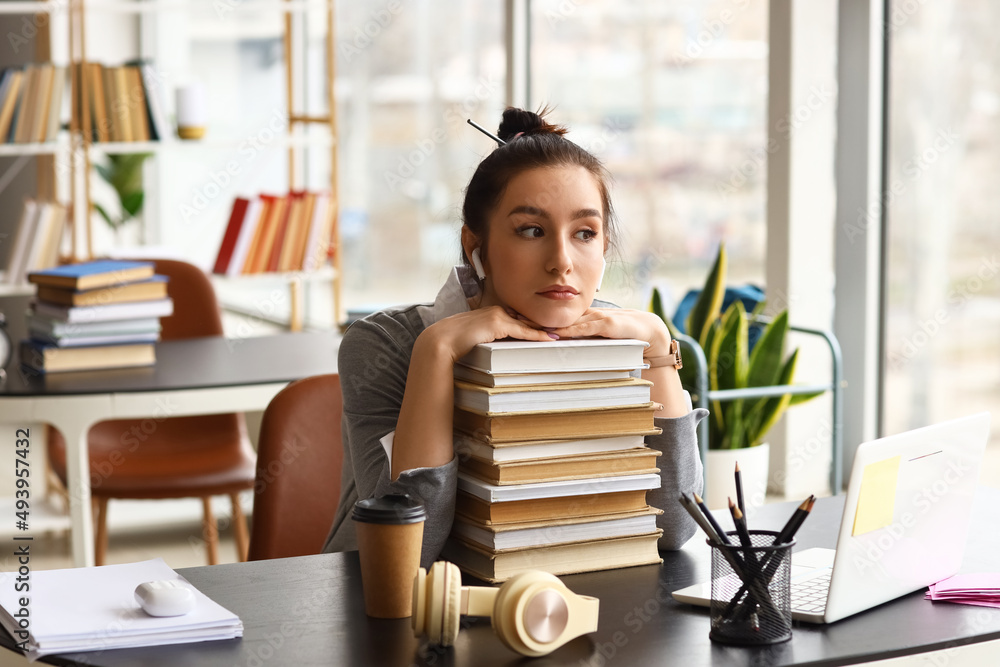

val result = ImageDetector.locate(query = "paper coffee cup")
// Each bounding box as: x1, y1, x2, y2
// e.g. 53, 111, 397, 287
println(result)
353, 495, 426, 618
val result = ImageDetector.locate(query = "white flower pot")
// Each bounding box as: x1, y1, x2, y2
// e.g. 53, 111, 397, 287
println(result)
704, 443, 771, 513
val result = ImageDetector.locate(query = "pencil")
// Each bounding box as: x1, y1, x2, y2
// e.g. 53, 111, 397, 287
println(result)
693, 492, 731, 546
677, 493, 724, 545
735, 461, 746, 516
773, 495, 815, 546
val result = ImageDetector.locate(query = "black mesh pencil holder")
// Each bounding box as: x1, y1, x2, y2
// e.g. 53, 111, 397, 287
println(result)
708, 530, 794, 646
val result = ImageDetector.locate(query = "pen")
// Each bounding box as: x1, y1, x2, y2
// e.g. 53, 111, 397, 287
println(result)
735, 461, 746, 516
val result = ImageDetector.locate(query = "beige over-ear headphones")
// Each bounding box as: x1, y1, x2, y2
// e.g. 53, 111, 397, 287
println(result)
412, 561, 599, 657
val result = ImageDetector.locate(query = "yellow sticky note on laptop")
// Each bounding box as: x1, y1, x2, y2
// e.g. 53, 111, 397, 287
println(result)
852, 455, 901, 536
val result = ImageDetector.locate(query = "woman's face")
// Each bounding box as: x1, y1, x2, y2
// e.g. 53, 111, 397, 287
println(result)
477, 165, 606, 328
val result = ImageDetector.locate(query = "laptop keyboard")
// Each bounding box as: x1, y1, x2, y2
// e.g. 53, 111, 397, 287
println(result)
790, 570, 832, 614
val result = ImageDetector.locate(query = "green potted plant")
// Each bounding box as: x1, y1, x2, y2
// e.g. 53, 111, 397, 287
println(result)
93, 152, 152, 240
650, 243, 821, 508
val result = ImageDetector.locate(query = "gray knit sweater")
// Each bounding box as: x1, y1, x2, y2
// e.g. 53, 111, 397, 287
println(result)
322, 270, 708, 568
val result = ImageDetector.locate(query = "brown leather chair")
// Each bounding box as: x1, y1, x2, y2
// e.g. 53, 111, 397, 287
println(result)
248, 374, 342, 561
47, 259, 256, 565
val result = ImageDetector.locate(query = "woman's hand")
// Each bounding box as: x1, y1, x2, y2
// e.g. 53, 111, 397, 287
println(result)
418, 305, 558, 365
549, 308, 673, 355
550, 308, 690, 419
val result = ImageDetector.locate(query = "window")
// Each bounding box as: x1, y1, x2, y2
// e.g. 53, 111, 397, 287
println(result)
530, 0, 769, 317
883, 0, 1000, 465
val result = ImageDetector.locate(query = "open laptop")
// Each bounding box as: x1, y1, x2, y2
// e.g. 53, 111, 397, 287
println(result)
672, 412, 991, 623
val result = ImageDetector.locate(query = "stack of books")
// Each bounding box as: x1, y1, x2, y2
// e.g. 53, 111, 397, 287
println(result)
20, 260, 174, 373
211, 191, 337, 275
442, 338, 666, 582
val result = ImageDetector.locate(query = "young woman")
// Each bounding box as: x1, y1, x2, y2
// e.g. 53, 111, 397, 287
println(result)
322, 108, 708, 567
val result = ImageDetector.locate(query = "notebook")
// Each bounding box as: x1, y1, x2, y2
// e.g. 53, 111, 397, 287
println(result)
672, 412, 990, 623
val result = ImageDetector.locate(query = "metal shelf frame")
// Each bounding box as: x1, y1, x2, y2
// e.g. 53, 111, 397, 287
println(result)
674, 318, 844, 494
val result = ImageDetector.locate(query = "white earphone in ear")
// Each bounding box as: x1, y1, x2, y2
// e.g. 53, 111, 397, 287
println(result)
471, 248, 486, 280
412, 561, 600, 657
596, 256, 606, 292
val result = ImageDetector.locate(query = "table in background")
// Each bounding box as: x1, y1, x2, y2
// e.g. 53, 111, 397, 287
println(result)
4, 490, 999, 666
0, 295, 338, 567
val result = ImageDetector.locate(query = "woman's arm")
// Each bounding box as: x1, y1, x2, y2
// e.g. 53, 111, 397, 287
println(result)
390, 305, 557, 478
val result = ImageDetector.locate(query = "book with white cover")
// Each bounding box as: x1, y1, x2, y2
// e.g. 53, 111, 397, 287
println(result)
457, 471, 661, 503
457, 338, 648, 373
453, 365, 633, 387
32, 297, 174, 323
455, 432, 646, 463
454, 377, 652, 414
453, 507, 662, 550
27, 314, 162, 338
0, 558, 241, 660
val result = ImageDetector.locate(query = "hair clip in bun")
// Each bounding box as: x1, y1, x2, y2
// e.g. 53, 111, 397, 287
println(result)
512, 132, 525, 140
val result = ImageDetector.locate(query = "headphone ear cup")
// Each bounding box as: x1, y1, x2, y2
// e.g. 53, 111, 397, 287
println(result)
424, 561, 462, 647
492, 571, 566, 657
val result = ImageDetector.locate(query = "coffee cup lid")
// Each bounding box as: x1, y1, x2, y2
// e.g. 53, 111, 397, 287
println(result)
352, 494, 427, 525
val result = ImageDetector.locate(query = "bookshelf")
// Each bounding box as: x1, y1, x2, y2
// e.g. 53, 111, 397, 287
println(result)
0, 0, 340, 328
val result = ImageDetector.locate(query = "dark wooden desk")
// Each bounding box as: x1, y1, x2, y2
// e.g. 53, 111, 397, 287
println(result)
0, 293, 339, 567
6, 489, 999, 666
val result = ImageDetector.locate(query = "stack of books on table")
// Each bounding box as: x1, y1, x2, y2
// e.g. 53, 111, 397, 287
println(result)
442, 338, 666, 583
20, 260, 174, 373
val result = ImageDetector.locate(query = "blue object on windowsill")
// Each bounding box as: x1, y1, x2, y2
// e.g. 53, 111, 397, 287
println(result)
672, 284, 767, 350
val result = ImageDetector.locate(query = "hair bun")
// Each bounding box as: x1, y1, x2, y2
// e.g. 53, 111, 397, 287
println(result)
497, 106, 568, 142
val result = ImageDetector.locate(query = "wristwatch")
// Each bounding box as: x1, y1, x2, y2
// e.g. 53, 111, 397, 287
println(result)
648, 339, 683, 370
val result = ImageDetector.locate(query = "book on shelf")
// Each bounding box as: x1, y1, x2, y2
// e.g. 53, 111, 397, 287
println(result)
213, 197, 250, 274
43, 65, 65, 142
303, 192, 335, 270
460, 448, 660, 486
28, 260, 154, 290
132, 60, 168, 141
5, 200, 66, 285
242, 194, 283, 274
12, 63, 37, 143
457, 338, 648, 374
35, 275, 168, 307
0, 69, 23, 141
453, 403, 660, 443
276, 191, 307, 271
456, 488, 652, 525
125, 66, 151, 142
112, 66, 133, 142
265, 192, 296, 272
454, 377, 652, 414
225, 198, 264, 277
31, 63, 54, 143
455, 432, 647, 463
452, 507, 662, 551
27, 314, 161, 339
456, 472, 661, 504
19, 339, 156, 373
453, 364, 632, 387
32, 298, 174, 324
440, 531, 663, 583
